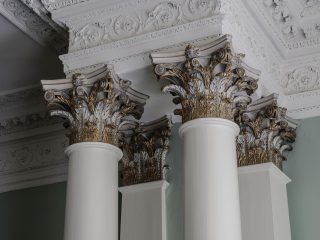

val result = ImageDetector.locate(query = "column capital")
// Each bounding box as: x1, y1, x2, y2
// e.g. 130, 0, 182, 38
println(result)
41, 65, 149, 146
237, 94, 298, 169
150, 35, 260, 123
120, 115, 171, 186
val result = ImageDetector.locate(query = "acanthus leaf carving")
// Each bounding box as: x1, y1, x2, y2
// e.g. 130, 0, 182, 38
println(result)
120, 115, 171, 186
41, 65, 149, 146
236, 94, 298, 169
151, 35, 259, 123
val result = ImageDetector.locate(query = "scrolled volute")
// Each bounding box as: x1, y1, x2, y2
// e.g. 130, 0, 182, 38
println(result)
151, 35, 260, 123
119, 115, 171, 186
236, 94, 298, 169
41, 65, 149, 146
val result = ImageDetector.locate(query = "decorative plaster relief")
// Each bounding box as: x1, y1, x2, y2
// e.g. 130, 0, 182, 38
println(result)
0, 135, 68, 174
0, 0, 68, 53
262, 0, 297, 38
300, 0, 320, 17
243, 0, 320, 51
41, 0, 90, 11
222, 0, 282, 94
302, 23, 320, 39
61, 15, 222, 72
281, 66, 320, 95
68, 0, 220, 52
0, 111, 62, 136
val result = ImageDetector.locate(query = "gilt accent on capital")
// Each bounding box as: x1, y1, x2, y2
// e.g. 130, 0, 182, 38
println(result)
120, 116, 171, 186
41, 65, 149, 146
151, 35, 259, 123
236, 94, 298, 169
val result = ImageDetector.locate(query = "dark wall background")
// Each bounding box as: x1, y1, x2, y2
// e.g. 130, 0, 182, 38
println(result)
0, 182, 66, 240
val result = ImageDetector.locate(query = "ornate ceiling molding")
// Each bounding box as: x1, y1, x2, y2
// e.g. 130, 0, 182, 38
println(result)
0, 0, 68, 53
60, 15, 222, 72
241, 0, 320, 55
41, 0, 90, 12
262, 0, 297, 39
300, 0, 320, 17
67, 0, 220, 52
0, 86, 67, 193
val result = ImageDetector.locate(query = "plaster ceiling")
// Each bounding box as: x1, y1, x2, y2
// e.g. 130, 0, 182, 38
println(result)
0, 14, 63, 93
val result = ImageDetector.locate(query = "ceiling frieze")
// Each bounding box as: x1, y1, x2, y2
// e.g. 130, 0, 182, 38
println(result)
67, 0, 220, 52
282, 65, 320, 95
300, 0, 320, 17
41, 0, 90, 11
0, 87, 67, 193
0, 132, 68, 193
262, 0, 298, 39
60, 16, 223, 72
0, 0, 68, 53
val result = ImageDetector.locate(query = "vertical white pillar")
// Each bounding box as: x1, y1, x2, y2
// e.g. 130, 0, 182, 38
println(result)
119, 180, 169, 240
238, 163, 292, 240
64, 142, 123, 240
179, 118, 242, 240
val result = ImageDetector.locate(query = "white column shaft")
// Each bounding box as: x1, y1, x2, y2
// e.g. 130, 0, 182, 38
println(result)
179, 118, 242, 240
119, 180, 169, 240
64, 142, 123, 240
238, 163, 292, 240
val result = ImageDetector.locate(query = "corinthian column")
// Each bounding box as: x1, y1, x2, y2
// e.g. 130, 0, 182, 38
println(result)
41, 65, 149, 240
151, 35, 259, 240
236, 94, 297, 240
237, 93, 297, 169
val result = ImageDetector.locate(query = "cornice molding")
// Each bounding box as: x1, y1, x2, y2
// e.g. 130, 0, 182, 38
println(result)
41, 0, 90, 12
60, 15, 223, 72
0, 86, 67, 193
0, 0, 68, 53
0, 131, 68, 193
67, 0, 220, 52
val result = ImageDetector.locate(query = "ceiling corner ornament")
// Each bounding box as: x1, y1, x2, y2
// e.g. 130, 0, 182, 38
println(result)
236, 94, 298, 169
262, 0, 297, 38
41, 65, 149, 146
150, 35, 259, 123
120, 115, 171, 186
